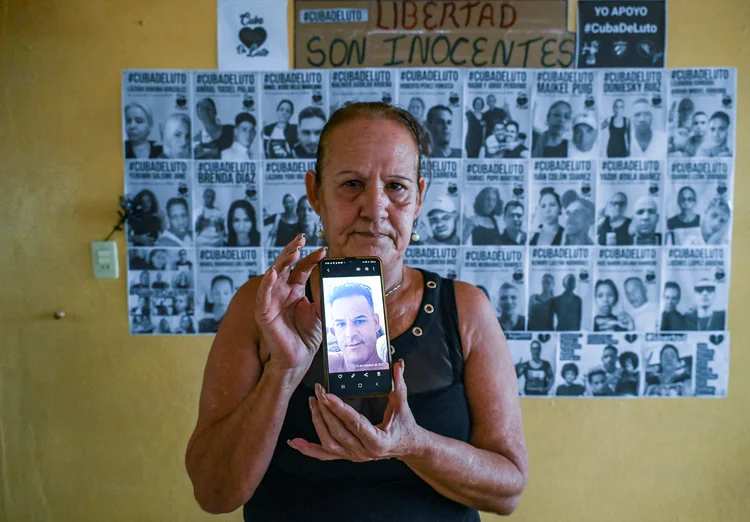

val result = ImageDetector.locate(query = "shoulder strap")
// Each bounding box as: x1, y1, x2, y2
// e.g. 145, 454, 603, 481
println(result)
436, 274, 465, 384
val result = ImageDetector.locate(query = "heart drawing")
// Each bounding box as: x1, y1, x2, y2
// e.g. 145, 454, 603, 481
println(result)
538, 334, 551, 343
239, 27, 267, 51
709, 334, 724, 345
625, 334, 638, 343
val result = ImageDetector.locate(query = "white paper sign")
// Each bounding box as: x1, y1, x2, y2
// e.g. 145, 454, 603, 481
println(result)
218, 0, 290, 71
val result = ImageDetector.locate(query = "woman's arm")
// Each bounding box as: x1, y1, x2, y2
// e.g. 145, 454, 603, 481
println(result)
293, 283, 528, 515
185, 239, 325, 514
400, 283, 528, 514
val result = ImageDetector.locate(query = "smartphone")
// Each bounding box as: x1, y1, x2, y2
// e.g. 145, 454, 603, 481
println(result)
319, 257, 394, 399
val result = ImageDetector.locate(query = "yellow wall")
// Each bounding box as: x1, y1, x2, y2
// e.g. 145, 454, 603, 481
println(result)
1, 1, 748, 520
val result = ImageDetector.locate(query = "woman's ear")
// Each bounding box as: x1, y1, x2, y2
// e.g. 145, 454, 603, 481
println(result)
305, 170, 322, 214
415, 176, 427, 217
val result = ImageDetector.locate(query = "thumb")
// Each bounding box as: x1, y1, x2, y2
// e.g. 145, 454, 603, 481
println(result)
391, 359, 408, 404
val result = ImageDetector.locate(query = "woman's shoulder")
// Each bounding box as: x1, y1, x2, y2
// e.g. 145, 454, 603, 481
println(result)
454, 280, 496, 319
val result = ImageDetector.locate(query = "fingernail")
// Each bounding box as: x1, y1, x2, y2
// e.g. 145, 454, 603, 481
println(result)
287, 439, 298, 450
308, 397, 315, 410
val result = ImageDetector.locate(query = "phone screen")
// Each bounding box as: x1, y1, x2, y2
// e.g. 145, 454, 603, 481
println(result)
319, 257, 393, 399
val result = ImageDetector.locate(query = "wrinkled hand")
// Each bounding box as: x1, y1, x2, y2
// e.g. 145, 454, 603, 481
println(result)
288, 360, 423, 462
256, 234, 327, 379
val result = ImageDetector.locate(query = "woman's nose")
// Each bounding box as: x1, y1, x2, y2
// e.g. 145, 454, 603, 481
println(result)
360, 184, 388, 221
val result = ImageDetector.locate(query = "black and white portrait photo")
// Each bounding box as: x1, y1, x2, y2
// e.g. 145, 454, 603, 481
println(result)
399, 69, 463, 158
462, 161, 528, 246
577, 337, 642, 397
668, 68, 736, 158
262, 71, 328, 159
597, 161, 665, 246
507, 333, 556, 397
662, 246, 730, 332
665, 176, 732, 246
532, 70, 597, 158
122, 71, 191, 160
464, 70, 532, 159
642, 337, 694, 397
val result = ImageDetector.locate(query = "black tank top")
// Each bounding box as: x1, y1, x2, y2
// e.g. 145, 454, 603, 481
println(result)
243, 270, 480, 522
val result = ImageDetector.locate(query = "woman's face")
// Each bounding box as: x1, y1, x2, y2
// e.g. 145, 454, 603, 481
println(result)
479, 190, 498, 216
595, 284, 616, 315
709, 117, 728, 147
211, 280, 234, 316
174, 294, 188, 313
180, 315, 192, 330
283, 194, 296, 212
138, 193, 153, 213
547, 103, 571, 134
277, 102, 293, 123
232, 207, 253, 240
126, 106, 150, 142
539, 193, 561, 225
163, 118, 190, 158
702, 206, 729, 238
613, 100, 625, 116
661, 347, 679, 371
624, 358, 635, 372
542, 275, 554, 293
152, 251, 167, 269
407, 99, 424, 121
310, 118, 424, 266
298, 198, 317, 225
472, 98, 484, 112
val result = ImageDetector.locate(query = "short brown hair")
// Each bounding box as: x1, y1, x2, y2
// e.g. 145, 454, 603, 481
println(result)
314, 102, 430, 185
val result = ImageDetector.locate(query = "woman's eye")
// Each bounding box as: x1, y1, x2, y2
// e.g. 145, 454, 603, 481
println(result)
343, 180, 361, 188
388, 182, 405, 191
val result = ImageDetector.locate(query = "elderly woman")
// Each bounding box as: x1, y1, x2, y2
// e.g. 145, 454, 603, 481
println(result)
185, 103, 528, 520
124, 102, 162, 159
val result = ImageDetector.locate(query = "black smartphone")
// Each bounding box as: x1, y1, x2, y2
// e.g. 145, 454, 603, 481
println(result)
319, 257, 394, 399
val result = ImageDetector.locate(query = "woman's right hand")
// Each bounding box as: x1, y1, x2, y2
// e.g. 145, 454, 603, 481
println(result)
255, 235, 327, 381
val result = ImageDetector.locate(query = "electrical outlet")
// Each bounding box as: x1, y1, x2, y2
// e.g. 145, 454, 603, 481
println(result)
91, 241, 119, 279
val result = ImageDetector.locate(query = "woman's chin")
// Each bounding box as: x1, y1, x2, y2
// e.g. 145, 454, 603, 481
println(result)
336, 236, 401, 260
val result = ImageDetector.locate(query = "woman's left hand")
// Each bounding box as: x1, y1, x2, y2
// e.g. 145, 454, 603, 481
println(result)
288, 360, 422, 462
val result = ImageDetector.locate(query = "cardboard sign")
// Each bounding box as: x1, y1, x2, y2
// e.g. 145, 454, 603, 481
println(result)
295, 0, 575, 69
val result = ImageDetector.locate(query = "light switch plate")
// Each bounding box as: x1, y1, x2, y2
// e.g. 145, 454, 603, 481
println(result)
91, 241, 119, 279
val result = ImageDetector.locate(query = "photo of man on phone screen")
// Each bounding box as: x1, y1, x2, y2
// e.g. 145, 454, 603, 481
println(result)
326, 282, 389, 373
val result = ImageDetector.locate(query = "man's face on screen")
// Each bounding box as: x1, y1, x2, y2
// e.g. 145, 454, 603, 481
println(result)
331, 295, 380, 367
